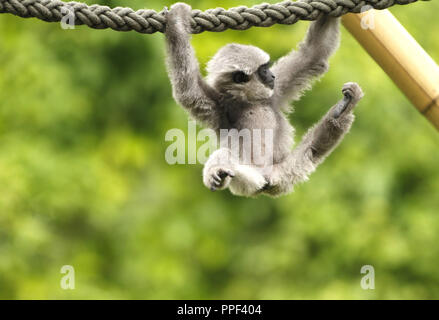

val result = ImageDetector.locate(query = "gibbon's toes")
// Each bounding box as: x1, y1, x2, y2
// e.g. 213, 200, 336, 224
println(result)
208, 168, 234, 191
209, 176, 222, 191
218, 168, 235, 179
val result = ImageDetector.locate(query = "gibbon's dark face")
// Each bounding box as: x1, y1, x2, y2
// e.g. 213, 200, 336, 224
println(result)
206, 43, 275, 102
225, 62, 275, 102
231, 63, 275, 89
219, 66, 273, 102
256, 63, 275, 89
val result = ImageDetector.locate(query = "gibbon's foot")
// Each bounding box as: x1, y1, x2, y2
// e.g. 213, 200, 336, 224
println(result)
204, 167, 235, 191
332, 82, 364, 118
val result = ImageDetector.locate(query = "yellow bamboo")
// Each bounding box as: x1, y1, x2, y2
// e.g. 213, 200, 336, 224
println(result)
342, 9, 439, 131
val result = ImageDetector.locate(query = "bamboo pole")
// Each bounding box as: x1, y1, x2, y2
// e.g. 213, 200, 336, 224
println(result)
342, 9, 439, 131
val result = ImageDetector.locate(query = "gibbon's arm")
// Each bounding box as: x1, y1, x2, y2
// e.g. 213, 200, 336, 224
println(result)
271, 16, 340, 108
266, 83, 363, 196
165, 3, 219, 126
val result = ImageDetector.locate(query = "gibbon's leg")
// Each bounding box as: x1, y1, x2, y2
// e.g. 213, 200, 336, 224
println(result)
271, 16, 340, 105
266, 82, 364, 196
203, 148, 267, 195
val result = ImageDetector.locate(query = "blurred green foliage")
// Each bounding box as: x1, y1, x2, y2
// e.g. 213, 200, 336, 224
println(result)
0, 0, 438, 299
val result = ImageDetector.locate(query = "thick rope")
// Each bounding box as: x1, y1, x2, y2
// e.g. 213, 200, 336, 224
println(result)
0, 0, 423, 34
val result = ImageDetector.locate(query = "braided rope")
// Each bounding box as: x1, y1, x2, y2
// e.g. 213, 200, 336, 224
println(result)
0, 0, 424, 34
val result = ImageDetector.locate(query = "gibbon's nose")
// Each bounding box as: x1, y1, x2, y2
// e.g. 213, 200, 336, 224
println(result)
270, 73, 276, 83
258, 65, 275, 89
266, 72, 275, 89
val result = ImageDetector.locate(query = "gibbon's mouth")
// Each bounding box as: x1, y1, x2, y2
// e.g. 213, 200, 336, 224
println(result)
264, 80, 275, 90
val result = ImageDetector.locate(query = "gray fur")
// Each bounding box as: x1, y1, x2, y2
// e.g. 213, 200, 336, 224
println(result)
206, 44, 270, 82
164, 3, 364, 197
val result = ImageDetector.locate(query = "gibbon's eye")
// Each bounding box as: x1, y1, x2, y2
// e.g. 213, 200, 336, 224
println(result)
232, 71, 250, 84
